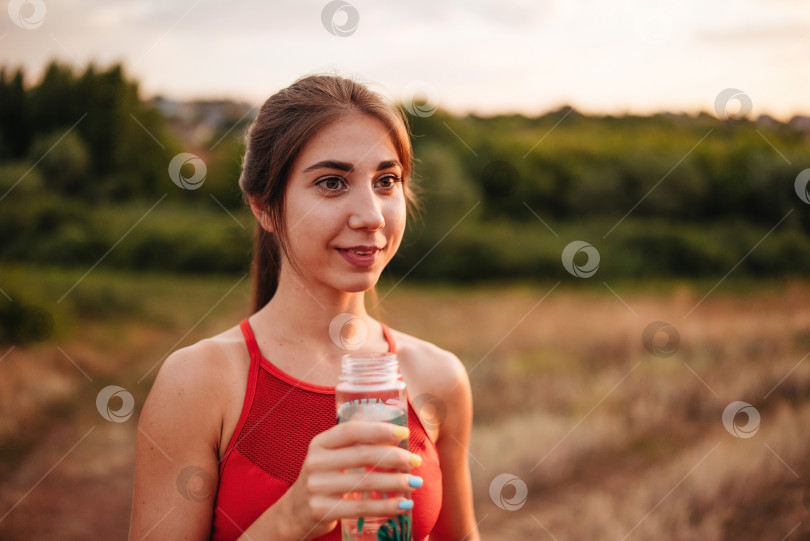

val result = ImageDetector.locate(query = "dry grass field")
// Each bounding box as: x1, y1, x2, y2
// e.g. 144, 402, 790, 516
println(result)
1, 266, 809, 540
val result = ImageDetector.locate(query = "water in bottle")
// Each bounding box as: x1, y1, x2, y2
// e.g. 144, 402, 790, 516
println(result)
336, 352, 412, 541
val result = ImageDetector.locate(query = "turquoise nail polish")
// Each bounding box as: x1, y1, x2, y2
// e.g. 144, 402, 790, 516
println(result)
398, 499, 414, 510
408, 475, 423, 488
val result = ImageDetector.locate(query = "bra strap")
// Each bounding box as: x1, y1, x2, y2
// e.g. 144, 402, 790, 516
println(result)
240, 318, 262, 359
219, 319, 262, 474
380, 322, 397, 353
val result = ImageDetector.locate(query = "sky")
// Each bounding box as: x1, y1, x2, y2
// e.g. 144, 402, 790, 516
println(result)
2, 0, 810, 120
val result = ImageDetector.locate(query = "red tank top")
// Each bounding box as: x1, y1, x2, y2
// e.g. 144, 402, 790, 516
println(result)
211, 319, 443, 540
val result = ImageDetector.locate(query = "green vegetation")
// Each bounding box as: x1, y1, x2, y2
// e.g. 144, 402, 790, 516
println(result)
2, 61, 810, 331
397, 110, 810, 281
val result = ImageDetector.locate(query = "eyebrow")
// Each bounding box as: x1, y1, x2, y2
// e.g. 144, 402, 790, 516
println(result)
302, 159, 402, 173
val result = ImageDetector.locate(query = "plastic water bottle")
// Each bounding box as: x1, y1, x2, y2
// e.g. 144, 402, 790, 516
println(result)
336, 352, 412, 541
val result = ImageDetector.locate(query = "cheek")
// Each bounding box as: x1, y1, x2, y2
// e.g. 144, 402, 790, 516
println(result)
385, 197, 407, 239
282, 221, 324, 266
285, 197, 338, 239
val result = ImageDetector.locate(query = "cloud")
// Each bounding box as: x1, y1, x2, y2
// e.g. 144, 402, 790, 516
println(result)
697, 22, 810, 43
1, 0, 809, 118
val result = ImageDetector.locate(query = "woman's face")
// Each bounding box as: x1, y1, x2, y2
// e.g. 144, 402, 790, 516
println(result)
280, 112, 407, 294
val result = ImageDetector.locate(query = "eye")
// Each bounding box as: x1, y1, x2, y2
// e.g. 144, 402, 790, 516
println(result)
315, 175, 347, 193
375, 174, 401, 191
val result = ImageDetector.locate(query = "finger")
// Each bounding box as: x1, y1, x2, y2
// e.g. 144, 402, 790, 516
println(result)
308, 470, 423, 496
309, 443, 421, 473
313, 421, 409, 450
310, 494, 414, 523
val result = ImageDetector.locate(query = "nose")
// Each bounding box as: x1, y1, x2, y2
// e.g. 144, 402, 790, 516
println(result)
348, 184, 385, 231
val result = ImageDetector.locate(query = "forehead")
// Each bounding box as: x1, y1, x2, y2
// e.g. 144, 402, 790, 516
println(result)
293, 113, 400, 171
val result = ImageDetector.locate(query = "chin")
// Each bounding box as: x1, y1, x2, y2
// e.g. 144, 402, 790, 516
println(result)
340, 280, 378, 294
334, 272, 381, 294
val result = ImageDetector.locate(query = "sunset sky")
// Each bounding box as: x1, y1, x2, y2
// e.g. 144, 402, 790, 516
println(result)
2, 0, 809, 120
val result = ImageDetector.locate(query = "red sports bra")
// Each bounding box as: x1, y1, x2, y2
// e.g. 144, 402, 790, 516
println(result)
210, 319, 443, 540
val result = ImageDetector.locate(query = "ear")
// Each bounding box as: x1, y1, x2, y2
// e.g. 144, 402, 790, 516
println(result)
249, 196, 275, 232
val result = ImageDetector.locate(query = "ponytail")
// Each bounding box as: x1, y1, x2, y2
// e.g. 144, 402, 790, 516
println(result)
251, 225, 281, 313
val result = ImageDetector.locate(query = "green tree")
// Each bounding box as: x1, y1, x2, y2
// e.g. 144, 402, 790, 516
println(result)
0, 69, 30, 159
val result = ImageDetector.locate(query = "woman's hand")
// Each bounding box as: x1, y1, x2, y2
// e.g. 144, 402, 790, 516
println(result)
256, 420, 422, 540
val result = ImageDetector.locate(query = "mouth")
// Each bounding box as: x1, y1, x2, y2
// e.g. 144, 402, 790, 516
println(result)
337, 245, 383, 255
336, 245, 384, 267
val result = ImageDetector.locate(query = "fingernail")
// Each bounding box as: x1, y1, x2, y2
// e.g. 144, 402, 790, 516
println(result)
410, 453, 422, 468
408, 475, 423, 488
398, 499, 414, 510
394, 426, 410, 440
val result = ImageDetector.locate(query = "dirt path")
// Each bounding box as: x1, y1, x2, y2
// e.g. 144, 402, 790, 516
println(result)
0, 311, 230, 539
0, 411, 134, 540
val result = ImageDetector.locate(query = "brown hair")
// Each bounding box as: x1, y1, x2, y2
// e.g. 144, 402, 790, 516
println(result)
239, 74, 416, 313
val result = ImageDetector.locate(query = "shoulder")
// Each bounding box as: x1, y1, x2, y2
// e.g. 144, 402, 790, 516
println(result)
131, 324, 248, 538
390, 329, 467, 390
140, 324, 248, 447
149, 324, 246, 400
386, 327, 473, 443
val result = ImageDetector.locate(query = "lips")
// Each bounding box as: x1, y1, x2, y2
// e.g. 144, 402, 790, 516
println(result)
336, 245, 383, 267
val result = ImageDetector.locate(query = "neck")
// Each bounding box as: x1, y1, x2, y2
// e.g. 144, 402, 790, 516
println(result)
252, 265, 376, 353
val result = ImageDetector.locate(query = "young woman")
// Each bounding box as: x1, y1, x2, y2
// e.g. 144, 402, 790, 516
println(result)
129, 75, 479, 540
